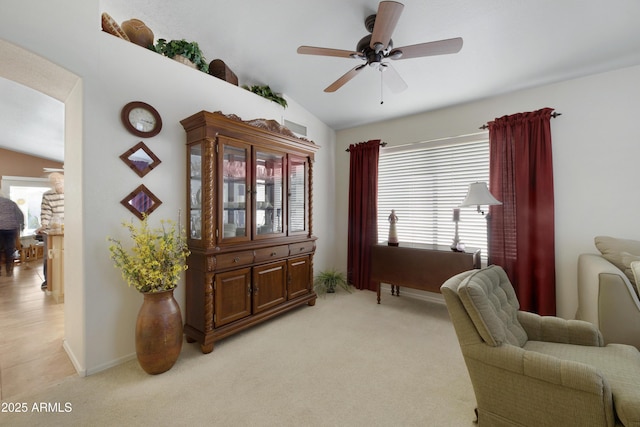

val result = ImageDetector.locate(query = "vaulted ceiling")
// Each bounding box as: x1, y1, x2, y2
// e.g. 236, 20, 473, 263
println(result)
3, 0, 640, 162
104, 0, 640, 129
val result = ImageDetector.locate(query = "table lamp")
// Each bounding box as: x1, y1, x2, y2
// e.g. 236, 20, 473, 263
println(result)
460, 181, 502, 264
460, 182, 502, 215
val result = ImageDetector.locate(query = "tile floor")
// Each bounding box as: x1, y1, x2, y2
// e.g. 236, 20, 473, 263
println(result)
0, 260, 76, 400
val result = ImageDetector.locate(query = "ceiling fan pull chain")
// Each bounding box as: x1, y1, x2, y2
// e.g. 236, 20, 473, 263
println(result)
380, 70, 384, 105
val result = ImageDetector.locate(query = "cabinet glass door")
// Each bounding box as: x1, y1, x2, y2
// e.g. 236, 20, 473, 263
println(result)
288, 155, 307, 234
221, 138, 250, 242
255, 150, 284, 238
189, 144, 202, 240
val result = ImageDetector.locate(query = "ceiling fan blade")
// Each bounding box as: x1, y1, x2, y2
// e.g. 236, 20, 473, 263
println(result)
297, 46, 364, 59
324, 65, 366, 92
390, 37, 463, 60
370, 1, 404, 53
380, 64, 408, 93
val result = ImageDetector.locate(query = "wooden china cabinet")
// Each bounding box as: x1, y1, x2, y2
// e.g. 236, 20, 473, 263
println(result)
180, 111, 319, 353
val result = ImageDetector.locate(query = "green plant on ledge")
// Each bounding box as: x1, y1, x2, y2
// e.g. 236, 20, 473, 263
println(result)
151, 38, 209, 73
242, 84, 288, 108
314, 269, 351, 296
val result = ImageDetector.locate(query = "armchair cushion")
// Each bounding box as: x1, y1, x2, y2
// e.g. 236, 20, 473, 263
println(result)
457, 265, 528, 347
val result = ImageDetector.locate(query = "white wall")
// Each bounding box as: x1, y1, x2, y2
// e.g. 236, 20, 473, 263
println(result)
336, 64, 640, 319
0, 0, 337, 375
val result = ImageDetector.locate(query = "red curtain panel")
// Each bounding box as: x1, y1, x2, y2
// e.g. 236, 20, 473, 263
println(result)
347, 139, 382, 291
488, 108, 556, 315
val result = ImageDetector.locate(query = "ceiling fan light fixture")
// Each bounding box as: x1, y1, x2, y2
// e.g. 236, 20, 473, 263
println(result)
388, 49, 403, 60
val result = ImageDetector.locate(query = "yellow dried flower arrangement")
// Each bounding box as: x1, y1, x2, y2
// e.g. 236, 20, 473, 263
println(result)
108, 214, 190, 293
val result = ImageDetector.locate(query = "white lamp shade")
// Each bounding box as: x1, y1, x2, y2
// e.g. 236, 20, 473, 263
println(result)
460, 182, 502, 207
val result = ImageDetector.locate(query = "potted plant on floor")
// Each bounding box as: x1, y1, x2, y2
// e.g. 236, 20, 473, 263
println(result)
314, 269, 351, 296
151, 38, 209, 73
108, 213, 190, 374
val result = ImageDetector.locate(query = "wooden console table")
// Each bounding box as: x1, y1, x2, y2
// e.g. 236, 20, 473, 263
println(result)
43, 230, 64, 303
371, 243, 480, 303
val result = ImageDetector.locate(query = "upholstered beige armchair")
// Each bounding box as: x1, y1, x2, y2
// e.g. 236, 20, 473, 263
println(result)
441, 265, 640, 427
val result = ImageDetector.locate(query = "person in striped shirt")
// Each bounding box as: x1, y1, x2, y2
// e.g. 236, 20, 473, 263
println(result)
36, 173, 64, 289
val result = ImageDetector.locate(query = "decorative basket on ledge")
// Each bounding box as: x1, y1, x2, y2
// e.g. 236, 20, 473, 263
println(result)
209, 59, 238, 86
173, 54, 197, 69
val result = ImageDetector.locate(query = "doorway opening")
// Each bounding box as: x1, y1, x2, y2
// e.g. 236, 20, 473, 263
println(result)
0, 38, 83, 398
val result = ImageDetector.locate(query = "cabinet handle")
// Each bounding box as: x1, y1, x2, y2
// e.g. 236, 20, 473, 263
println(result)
270, 252, 277, 257
233, 257, 240, 263
299, 247, 304, 251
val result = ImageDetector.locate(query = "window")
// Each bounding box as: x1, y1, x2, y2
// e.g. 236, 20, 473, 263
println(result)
1, 176, 51, 236
377, 133, 490, 263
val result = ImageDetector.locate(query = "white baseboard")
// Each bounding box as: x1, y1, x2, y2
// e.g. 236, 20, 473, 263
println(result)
379, 283, 445, 304
63, 339, 137, 377
85, 353, 137, 377
62, 339, 85, 377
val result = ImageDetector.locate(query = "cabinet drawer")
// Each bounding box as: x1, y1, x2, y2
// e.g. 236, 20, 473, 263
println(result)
289, 241, 315, 255
214, 251, 254, 270
254, 245, 289, 263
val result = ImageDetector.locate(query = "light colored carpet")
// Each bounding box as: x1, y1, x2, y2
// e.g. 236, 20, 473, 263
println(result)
2, 289, 477, 426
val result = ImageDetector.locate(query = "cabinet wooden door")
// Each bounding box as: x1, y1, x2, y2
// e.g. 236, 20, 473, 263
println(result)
253, 261, 287, 314
288, 155, 308, 235
188, 143, 204, 243
218, 136, 251, 244
287, 255, 310, 300
214, 267, 251, 327
254, 148, 286, 240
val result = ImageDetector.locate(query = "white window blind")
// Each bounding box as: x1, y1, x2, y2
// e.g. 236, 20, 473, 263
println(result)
377, 133, 490, 263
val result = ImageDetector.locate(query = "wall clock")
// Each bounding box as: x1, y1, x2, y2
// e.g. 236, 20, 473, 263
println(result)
121, 101, 162, 138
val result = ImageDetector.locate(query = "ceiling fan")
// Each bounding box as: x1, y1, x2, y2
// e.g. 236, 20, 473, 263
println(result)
297, 1, 463, 94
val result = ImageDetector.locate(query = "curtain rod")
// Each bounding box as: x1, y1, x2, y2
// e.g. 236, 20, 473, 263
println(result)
345, 141, 387, 152
479, 112, 562, 130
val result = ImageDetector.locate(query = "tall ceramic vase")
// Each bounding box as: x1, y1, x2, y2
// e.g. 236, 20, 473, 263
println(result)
135, 289, 183, 375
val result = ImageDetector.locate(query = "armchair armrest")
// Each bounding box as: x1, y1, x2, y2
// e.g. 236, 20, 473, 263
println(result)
517, 310, 604, 346
577, 253, 640, 348
465, 342, 615, 426
467, 342, 609, 394
577, 253, 639, 327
